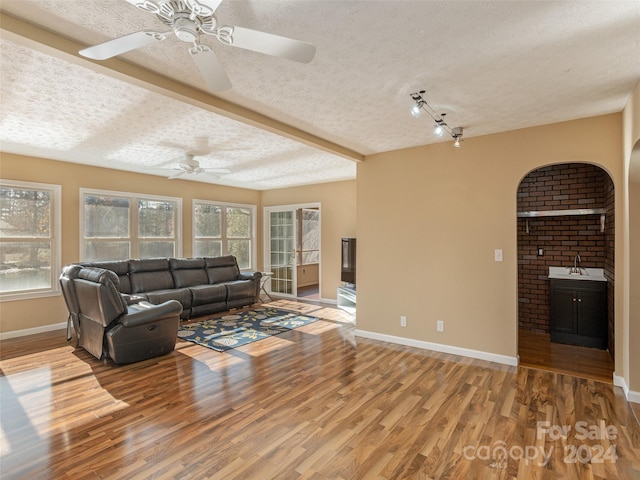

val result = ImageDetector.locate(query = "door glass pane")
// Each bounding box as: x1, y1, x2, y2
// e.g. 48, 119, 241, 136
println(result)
300, 208, 320, 265
269, 210, 294, 295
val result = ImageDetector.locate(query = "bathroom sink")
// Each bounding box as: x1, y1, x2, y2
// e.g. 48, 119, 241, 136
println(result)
548, 266, 606, 282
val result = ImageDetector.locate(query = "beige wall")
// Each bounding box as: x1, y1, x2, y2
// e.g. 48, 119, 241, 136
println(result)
623, 78, 640, 396
297, 263, 319, 288
357, 114, 622, 358
629, 180, 640, 394
0, 153, 260, 334
262, 180, 357, 301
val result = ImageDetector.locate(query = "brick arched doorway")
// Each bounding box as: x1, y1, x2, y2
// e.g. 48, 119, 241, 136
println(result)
516, 162, 615, 379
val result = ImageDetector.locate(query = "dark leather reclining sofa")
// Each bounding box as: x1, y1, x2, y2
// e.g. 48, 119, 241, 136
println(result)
76, 255, 262, 320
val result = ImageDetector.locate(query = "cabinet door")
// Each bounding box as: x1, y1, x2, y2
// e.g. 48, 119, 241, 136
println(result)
550, 288, 576, 334
577, 291, 607, 338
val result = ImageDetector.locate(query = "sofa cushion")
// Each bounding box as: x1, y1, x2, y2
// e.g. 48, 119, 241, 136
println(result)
169, 258, 208, 288
190, 284, 227, 306
75, 267, 128, 323
204, 255, 240, 284
143, 288, 192, 319
225, 279, 256, 300
129, 258, 174, 294
80, 260, 132, 293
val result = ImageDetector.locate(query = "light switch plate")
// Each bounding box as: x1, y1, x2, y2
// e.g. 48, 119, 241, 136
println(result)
494, 249, 503, 262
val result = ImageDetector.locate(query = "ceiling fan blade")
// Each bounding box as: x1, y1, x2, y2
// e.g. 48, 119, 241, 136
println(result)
189, 44, 232, 91
79, 30, 168, 60
226, 26, 316, 63
202, 168, 231, 174
168, 171, 187, 179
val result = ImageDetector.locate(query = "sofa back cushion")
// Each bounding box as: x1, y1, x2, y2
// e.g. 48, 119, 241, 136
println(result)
204, 255, 240, 284
129, 258, 174, 293
81, 260, 132, 293
75, 267, 128, 325
169, 258, 207, 288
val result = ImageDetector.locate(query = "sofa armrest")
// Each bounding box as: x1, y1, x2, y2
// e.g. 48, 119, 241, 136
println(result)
122, 294, 146, 305
239, 271, 262, 281
119, 300, 183, 328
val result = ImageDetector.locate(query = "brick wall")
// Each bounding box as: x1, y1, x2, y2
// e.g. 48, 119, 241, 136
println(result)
517, 164, 614, 344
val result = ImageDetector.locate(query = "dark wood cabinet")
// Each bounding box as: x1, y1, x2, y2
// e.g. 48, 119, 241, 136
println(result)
550, 279, 607, 349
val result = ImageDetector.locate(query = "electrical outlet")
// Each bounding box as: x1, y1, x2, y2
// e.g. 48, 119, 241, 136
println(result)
494, 249, 503, 262
437, 320, 444, 332
400, 315, 407, 327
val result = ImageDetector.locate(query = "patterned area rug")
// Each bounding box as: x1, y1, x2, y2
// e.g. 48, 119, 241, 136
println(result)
177, 308, 319, 352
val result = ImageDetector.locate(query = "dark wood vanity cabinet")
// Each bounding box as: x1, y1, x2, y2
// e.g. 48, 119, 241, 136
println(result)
550, 279, 607, 349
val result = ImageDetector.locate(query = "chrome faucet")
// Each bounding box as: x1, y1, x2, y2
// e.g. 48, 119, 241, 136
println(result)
570, 254, 582, 274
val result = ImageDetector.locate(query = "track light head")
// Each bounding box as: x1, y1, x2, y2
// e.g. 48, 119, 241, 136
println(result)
410, 101, 423, 118
452, 127, 463, 147
434, 114, 446, 137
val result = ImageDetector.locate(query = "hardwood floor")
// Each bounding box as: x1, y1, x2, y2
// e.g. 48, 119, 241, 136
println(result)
518, 329, 615, 383
1, 300, 639, 479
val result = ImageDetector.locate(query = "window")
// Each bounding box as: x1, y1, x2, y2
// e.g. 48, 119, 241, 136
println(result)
297, 208, 320, 265
81, 189, 181, 261
0, 180, 61, 301
193, 200, 256, 270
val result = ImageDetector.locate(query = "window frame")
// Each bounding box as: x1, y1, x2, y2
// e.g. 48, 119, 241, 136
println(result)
192, 199, 257, 271
80, 188, 182, 261
0, 179, 62, 302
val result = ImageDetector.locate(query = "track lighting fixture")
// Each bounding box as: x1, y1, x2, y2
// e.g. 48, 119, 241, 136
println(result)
410, 101, 424, 118
433, 115, 446, 137
409, 91, 464, 147
452, 127, 463, 148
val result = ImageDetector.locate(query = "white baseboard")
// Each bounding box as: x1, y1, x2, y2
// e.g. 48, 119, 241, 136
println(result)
613, 373, 640, 404
0, 322, 66, 341
355, 329, 518, 366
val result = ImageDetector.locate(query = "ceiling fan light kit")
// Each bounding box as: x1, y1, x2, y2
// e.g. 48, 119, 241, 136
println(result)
79, 0, 317, 91
410, 91, 464, 147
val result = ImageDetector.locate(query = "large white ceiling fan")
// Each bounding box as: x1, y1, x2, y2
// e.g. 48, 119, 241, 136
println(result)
79, 0, 317, 91
159, 153, 231, 179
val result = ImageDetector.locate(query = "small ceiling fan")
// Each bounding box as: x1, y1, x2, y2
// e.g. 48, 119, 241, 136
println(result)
79, 0, 317, 91
160, 153, 231, 179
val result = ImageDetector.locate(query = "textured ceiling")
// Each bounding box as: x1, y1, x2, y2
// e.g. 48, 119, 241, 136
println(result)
1, 0, 640, 189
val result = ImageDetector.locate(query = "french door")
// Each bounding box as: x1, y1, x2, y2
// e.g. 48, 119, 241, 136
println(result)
265, 207, 297, 297
264, 203, 321, 299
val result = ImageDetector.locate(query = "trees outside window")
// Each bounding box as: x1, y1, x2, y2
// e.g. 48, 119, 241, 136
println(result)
82, 189, 181, 261
194, 200, 255, 270
0, 181, 61, 300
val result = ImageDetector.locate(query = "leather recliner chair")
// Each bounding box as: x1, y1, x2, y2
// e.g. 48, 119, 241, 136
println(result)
60, 266, 183, 364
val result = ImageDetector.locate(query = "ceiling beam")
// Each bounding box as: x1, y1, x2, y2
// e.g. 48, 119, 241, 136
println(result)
0, 12, 364, 163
